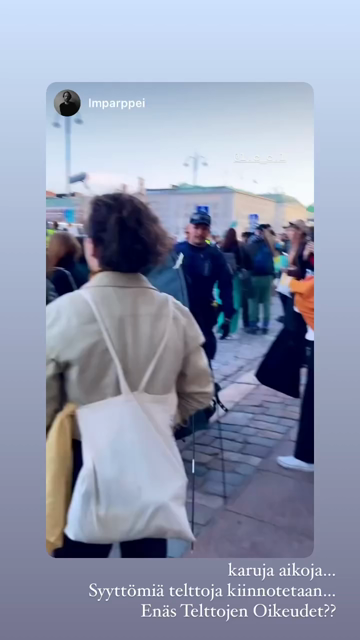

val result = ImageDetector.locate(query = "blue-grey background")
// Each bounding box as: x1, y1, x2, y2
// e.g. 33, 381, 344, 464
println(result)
1, 1, 359, 637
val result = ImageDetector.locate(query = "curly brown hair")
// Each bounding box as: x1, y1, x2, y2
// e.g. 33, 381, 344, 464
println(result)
86, 193, 172, 273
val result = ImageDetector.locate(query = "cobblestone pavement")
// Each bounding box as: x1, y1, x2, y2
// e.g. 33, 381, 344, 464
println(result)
167, 297, 314, 558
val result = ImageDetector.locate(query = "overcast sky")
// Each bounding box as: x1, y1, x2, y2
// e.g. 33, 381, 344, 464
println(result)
47, 83, 314, 206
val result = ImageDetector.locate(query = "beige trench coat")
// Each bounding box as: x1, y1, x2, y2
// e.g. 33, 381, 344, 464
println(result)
46, 271, 214, 435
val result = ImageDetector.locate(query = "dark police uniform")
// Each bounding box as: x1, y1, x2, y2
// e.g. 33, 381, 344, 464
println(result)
175, 218, 234, 362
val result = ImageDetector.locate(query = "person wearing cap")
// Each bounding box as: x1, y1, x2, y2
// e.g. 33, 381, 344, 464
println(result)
175, 210, 234, 362
285, 220, 309, 280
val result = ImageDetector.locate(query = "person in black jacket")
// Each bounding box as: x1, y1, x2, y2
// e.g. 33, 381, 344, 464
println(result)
175, 211, 234, 362
47, 232, 89, 297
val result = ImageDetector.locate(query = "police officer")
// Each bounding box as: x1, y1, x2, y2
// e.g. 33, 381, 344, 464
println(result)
175, 210, 234, 363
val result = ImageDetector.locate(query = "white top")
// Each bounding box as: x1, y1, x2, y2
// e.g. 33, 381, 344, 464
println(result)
306, 326, 314, 341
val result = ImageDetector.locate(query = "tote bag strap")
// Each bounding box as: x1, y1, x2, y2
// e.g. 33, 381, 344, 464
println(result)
138, 296, 174, 392
80, 289, 131, 395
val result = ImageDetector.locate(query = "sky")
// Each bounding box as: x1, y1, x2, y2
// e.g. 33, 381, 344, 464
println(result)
46, 83, 314, 206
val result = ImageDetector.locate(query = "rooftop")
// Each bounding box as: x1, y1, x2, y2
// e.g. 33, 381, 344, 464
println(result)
147, 184, 276, 202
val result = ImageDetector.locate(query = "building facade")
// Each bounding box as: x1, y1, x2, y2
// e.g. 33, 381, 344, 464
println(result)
147, 186, 308, 238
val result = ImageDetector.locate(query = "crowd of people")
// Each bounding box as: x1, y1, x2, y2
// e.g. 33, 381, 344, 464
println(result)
46, 193, 314, 558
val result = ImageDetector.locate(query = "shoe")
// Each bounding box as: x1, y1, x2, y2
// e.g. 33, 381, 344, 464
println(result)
246, 326, 259, 335
276, 315, 285, 323
261, 328, 269, 335
277, 456, 314, 472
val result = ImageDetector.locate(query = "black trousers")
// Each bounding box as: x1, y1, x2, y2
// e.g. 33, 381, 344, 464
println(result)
54, 535, 167, 558
278, 292, 289, 316
242, 294, 249, 328
203, 330, 217, 362
53, 440, 167, 558
295, 341, 314, 464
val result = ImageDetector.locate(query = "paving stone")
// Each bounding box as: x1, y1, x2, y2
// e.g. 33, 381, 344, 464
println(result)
246, 436, 277, 448
186, 502, 216, 526
177, 439, 188, 451
212, 439, 243, 453
193, 444, 222, 457
202, 481, 240, 498
208, 458, 237, 472
254, 430, 283, 440
279, 418, 298, 427
233, 462, 257, 476
252, 420, 288, 434
182, 450, 214, 464
246, 423, 286, 436
242, 444, 271, 458
284, 397, 301, 406
219, 412, 252, 426
241, 426, 260, 436
232, 405, 263, 414
210, 433, 245, 446
253, 414, 280, 423
262, 395, 285, 403
196, 434, 217, 446
206, 470, 246, 486
264, 406, 295, 418
191, 475, 207, 490
207, 427, 244, 441
212, 422, 244, 434
286, 427, 298, 442
194, 432, 211, 444
286, 409, 301, 418
188, 491, 225, 510
236, 394, 263, 406
223, 451, 262, 465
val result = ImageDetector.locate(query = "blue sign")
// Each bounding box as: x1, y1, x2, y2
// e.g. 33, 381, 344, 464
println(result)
65, 209, 75, 224
248, 213, 259, 231
197, 206, 209, 214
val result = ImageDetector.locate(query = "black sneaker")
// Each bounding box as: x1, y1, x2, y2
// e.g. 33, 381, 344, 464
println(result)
261, 327, 269, 335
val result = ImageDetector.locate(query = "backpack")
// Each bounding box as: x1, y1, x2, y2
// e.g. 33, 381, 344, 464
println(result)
65, 289, 194, 544
252, 242, 274, 276
222, 251, 237, 275
146, 251, 189, 308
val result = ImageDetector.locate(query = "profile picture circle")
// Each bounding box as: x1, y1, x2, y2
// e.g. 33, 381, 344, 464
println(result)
54, 89, 81, 117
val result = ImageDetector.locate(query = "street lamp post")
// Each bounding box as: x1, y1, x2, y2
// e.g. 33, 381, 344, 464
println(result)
183, 153, 208, 186
52, 113, 83, 195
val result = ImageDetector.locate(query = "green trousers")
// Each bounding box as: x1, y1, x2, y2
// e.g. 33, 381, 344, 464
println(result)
249, 275, 273, 328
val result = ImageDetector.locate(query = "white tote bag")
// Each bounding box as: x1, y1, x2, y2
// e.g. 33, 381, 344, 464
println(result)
65, 290, 195, 545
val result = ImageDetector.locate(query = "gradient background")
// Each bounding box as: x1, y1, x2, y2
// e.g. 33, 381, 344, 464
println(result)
1, 1, 359, 638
